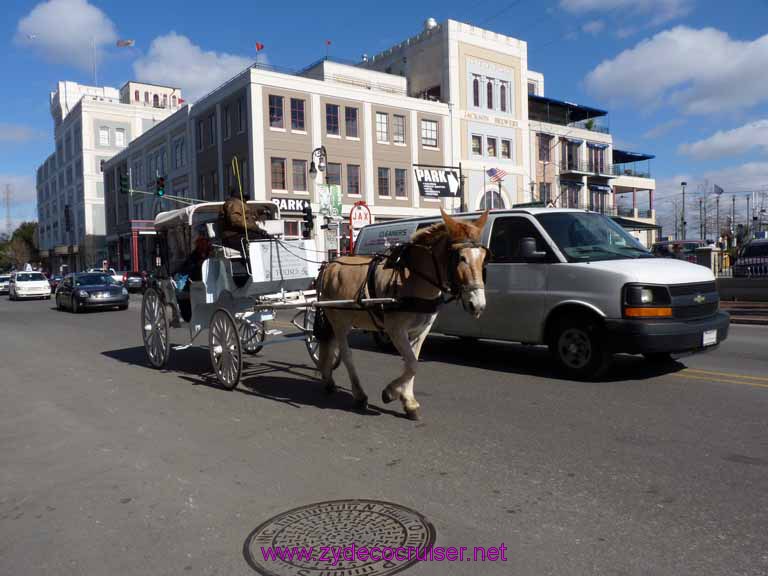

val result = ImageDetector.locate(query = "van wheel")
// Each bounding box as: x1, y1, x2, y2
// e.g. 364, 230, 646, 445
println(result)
549, 315, 610, 380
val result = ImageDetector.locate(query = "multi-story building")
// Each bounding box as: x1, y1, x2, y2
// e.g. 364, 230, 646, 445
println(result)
36, 80, 182, 272
104, 59, 451, 269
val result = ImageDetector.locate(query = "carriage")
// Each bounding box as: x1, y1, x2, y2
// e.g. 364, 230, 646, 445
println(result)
140, 200, 352, 389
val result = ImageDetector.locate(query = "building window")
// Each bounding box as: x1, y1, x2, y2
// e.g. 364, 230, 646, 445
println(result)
292, 160, 307, 191
326, 104, 340, 136
473, 76, 480, 107
269, 95, 284, 128
487, 80, 494, 110
291, 98, 305, 131
241, 159, 248, 193
588, 146, 605, 173
375, 112, 388, 142
212, 170, 218, 198
134, 90, 139, 102
487, 137, 497, 157
238, 97, 245, 133
472, 135, 482, 156
501, 139, 511, 160
144, 91, 149, 103
197, 121, 204, 151
153, 94, 159, 107
345, 107, 358, 138
537, 133, 552, 162
421, 119, 438, 148
199, 174, 207, 199
284, 220, 300, 238
393, 115, 406, 144
528, 82, 536, 95
224, 164, 232, 192
223, 105, 231, 139
326, 163, 341, 187
347, 164, 360, 195
163, 94, 168, 108
271, 158, 286, 190
99, 127, 109, 146
500, 82, 507, 112
208, 114, 216, 145
115, 128, 125, 147
395, 168, 407, 198
172, 95, 177, 107
377, 167, 390, 197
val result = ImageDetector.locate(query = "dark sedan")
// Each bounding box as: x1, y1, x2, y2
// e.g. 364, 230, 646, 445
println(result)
122, 271, 147, 292
55, 272, 129, 313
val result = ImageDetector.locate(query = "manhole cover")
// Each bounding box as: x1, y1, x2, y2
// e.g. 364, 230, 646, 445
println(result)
243, 499, 436, 576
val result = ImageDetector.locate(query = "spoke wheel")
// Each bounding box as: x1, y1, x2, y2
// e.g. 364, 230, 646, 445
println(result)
141, 288, 170, 369
209, 309, 242, 390
240, 319, 265, 355
298, 308, 341, 370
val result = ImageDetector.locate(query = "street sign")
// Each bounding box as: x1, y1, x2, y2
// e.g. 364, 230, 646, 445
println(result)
414, 165, 462, 198
349, 201, 372, 252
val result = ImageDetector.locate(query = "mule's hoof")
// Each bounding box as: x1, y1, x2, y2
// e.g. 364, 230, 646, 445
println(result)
353, 396, 368, 410
404, 407, 421, 421
381, 389, 395, 404
324, 382, 338, 395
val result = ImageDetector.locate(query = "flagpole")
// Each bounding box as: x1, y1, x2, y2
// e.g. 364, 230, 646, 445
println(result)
92, 36, 97, 85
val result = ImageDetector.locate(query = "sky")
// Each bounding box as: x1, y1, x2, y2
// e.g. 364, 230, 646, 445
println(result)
2, 0, 768, 237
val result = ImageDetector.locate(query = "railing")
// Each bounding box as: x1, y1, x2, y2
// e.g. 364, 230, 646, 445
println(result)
637, 208, 654, 219
612, 165, 651, 178
570, 120, 610, 134
559, 161, 613, 175
617, 206, 635, 217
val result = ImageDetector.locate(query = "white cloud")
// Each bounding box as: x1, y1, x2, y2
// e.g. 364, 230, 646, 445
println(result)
582, 20, 606, 35
133, 33, 255, 102
679, 120, 768, 159
0, 124, 44, 143
560, 0, 691, 25
642, 118, 686, 139
15, 0, 117, 70
585, 27, 768, 114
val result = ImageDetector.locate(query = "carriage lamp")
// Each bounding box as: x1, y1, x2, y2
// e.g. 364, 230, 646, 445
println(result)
309, 146, 327, 178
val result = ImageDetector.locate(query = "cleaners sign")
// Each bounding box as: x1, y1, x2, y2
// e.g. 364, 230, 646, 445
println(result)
413, 165, 462, 198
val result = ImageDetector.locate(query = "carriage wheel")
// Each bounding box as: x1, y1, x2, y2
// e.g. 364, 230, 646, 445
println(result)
142, 287, 170, 369
209, 309, 242, 390
240, 318, 265, 355
297, 308, 341, 370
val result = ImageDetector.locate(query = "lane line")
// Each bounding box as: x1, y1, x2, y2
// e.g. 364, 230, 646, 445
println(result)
682, 368, 768, 384
670, 372, 768, 390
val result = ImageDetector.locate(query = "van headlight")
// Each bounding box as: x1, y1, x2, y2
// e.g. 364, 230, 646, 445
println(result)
623, 284, 672, 318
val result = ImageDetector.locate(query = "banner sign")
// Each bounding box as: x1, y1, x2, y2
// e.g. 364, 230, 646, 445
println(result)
349, 201, 372, 252
413, 165, 462, 198
318, 184, 342, 216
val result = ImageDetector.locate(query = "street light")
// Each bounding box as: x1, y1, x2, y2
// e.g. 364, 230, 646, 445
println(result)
681, 181, 687, 240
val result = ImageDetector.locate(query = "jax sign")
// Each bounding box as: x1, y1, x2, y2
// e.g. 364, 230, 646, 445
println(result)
349, 201, 372, 251
413, 165, 462, 198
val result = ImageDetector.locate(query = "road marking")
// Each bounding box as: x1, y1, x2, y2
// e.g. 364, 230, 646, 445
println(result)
671, 372, 768, 390
683, 368, 768, 384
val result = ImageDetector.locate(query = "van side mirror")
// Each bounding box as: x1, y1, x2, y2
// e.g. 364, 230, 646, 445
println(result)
520, 237, 547, 259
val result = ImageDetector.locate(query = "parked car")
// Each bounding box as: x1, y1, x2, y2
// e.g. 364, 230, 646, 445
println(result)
55, 272, 129, 313
0, 274, 10, 295
49, 275, 63, 291
354, 209, 729, 379
122, 270, 147, 292
651, 240, 707, 263
8, 271, 52, 300
732, 239, 768, 277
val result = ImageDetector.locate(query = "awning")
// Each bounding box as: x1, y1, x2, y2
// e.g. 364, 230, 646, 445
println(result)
528, 94, 607, 122
564, 137, 583, 144
588, 184, 612, 192
560, 179, 583, 188
613, 149, 655, 163
587, 142, 609, 149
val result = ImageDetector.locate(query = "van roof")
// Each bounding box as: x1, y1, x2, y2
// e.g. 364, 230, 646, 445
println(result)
361, 207, 593, 229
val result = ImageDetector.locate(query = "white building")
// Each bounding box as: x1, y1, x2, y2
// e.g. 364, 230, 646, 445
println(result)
36, 80, 182, 272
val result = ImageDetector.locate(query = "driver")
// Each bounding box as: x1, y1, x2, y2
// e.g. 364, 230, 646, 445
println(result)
221, 188, 270, 256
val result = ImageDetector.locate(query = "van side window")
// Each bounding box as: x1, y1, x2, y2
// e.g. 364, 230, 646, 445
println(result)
489, 217, 550, 263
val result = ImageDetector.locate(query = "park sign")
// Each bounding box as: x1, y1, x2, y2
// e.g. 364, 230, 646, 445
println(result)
414, 165, 462, 198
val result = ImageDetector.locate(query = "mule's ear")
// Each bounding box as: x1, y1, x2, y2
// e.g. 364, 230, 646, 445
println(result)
473, 210, 489, 230
440, 208, 462, 237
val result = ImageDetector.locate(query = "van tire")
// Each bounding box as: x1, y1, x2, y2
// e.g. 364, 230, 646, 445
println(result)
549, 314, 610, 380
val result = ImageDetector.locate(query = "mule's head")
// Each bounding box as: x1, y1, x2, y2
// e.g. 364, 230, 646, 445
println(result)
440, 209, 490, 318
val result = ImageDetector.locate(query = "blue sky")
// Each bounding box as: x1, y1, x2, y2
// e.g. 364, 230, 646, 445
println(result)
2, 0, 768, 236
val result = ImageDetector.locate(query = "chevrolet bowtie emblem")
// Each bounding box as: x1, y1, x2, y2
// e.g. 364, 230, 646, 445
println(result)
693, 294, 706, 304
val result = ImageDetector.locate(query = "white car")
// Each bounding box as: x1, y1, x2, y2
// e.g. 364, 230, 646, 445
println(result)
9, 271, 52, 300
0, 274, 10, 295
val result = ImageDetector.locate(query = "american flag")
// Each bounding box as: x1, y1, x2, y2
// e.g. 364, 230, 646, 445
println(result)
486, 167, 507, 183
116, 39, 135, 48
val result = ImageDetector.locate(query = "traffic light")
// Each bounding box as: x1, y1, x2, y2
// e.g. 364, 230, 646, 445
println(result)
302, 203, 313, 239
155, 177, 165, 197
119, 172, 129, 195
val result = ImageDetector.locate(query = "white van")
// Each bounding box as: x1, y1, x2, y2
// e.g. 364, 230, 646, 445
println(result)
353, 208, 730, 379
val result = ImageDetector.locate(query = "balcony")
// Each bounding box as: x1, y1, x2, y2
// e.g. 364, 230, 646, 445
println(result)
612, 165, 651, 178
612, 150, 654, 179
528, 94, 608, 130
570, 119, 610, 134
559, 160, 614, 176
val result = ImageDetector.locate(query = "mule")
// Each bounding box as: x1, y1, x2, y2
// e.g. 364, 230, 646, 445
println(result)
314, 209, 490, 420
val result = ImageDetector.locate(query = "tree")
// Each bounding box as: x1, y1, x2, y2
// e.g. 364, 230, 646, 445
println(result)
4, 222, 38, 269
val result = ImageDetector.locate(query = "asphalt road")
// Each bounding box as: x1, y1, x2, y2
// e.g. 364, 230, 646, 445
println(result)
1, 294, 767, 576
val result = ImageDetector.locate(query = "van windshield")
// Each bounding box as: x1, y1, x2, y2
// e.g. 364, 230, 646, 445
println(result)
536, 212, 653, 262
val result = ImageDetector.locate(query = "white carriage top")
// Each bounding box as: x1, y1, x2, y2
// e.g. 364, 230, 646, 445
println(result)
154, 201, 280, 231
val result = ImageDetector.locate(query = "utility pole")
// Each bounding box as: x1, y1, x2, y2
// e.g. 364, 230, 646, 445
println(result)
681, 181, 687, 240
699, 198, 703, 239
731, 195, 736, 248
746, 195, 751, 240
716, 195, 720, 244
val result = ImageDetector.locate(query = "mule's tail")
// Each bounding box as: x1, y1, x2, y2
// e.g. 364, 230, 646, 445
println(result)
312, 307, 334, 342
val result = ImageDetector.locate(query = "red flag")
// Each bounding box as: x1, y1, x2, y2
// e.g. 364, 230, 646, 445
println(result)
178, 98, 185, 104
255, 42, 265, 51
325, 40, 331, 46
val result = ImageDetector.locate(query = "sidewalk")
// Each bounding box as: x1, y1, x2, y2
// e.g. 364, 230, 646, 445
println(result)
720, 301, 768, 325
